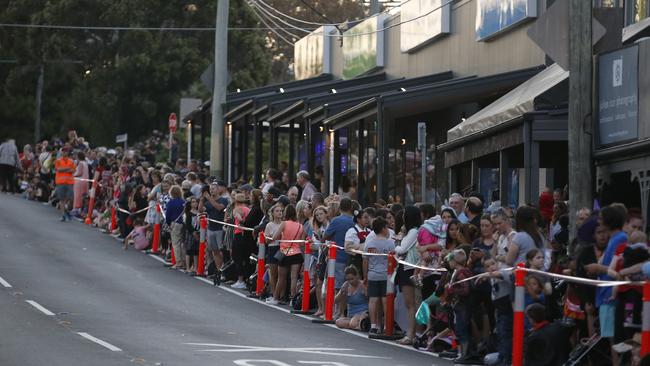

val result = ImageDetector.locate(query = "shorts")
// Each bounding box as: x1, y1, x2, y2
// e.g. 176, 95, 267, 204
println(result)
279, 254, 303, 267
207, 230, 224, 251
599, 303, 616, 338
367, 280, 387, 298
55, 184, 74, 200
266, 244, 279, 264
396, 264, 415, 290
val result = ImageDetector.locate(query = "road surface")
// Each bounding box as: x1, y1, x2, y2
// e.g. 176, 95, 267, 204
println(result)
0, 194, 453, 366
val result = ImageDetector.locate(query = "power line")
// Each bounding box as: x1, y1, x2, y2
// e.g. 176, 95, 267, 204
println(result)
245, 1, 296, 45
290, 0, 459, 38
247, 1, 301, 39
249, 1, 314, 34
0, 23, 315, 31
0, 0, 458, 38
254, 0, 411, 27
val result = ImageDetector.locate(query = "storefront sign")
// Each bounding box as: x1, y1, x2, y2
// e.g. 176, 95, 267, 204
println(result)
342, 15, 387, 79
598, 45, 639, 146
400, 0, 450, 53
294, 26, 333, 80
475, 0, 537, 41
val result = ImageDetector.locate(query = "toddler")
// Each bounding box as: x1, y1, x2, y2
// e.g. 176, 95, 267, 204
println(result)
412, 215, 446, 285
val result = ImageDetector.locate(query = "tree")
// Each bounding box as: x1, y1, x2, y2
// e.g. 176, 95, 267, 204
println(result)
0, 0, 272, 147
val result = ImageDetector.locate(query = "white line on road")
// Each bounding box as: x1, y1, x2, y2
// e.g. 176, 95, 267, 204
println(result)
0, 275, 12, 288
147, 253, 168, 264
143, 245, 432, 358
192, 276, 314, 320
25, 300, 55, 316
77, 332, 123, 352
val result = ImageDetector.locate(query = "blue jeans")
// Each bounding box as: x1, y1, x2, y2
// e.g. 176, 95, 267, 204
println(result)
495, 299, 513, 364
453, 302, 470, 344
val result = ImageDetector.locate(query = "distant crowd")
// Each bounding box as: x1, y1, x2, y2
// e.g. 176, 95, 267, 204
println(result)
1, 132, 650, 366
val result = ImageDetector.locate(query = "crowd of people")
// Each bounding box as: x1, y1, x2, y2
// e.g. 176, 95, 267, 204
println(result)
2, 132, 650, 366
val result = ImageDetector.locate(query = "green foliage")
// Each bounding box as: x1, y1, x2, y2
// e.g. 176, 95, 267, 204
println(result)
0, 0, 272, 147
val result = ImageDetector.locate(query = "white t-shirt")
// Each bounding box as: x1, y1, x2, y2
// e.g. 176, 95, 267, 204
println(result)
365, 228, 396, 244
345, 225, 370, 253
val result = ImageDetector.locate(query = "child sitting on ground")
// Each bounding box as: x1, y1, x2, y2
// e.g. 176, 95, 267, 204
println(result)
123, 216, 150, 250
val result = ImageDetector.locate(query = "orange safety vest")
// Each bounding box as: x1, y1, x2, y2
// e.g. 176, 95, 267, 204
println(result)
55, 157, 75, 185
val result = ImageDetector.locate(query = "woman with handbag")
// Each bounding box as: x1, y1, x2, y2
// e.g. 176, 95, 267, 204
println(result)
271, 204, 306, 306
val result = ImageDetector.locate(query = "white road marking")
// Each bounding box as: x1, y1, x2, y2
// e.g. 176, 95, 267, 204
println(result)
25, 300, 55, 316
0, 275, 12, 288
234, 361, 291, 366
192, 276, 313, 319
184, 343, 386, 359
144, 246, 429, 358
147, 254, 168, 264
77, 332, 123, 352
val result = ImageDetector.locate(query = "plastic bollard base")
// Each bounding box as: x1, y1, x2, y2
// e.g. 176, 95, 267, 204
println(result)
290, 309, 315, 315
311, 318, 335, 324
246, 293, 261, 299
368, 333, 403, 340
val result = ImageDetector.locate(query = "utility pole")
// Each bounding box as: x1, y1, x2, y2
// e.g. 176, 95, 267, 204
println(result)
209, 0, 229, 178
34, 64, 44, 144
568, 0, 593, 240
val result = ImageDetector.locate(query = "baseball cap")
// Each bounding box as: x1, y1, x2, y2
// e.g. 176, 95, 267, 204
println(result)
212, 180, 227, 187
240, 184, 254, 192
276, 195, 290, 206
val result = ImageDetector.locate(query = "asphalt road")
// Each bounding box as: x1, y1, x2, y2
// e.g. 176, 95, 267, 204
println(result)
0, 194, 453, 366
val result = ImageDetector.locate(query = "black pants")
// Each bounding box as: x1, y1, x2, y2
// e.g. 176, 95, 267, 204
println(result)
117, 210, 130, 239
0, 164, 16, 193
232, 233, 251, 279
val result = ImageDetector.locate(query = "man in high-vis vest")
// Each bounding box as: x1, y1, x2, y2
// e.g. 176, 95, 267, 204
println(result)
54, 147, 76, 221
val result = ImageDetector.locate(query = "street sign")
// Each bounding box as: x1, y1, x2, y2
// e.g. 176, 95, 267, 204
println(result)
115, 133, 128, 143
168, 113, 177, 133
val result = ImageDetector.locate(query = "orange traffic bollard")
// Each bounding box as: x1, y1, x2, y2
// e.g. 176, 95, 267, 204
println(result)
151, 204, 161, 254
512, 263, 526, 366
85, 179, 97, 225
312, 242, 336, 324
196, 215, 207, 277
642, 281, 650, 357
110, 206, 117, 232
293, 239, 313, 314
254, 232, 266, 298
369, 252, 401, 340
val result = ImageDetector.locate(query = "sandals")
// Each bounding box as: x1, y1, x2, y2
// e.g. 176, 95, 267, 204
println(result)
397, 336, 413, 345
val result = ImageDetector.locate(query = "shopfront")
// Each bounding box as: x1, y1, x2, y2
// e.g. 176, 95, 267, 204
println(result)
439, 63, 569, 206
595, 39, 650, 228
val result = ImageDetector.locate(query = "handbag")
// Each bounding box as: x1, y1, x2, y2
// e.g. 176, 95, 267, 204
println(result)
274, 248, 287, 262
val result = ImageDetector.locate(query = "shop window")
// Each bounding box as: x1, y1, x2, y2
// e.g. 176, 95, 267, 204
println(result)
479, 168, 500, 207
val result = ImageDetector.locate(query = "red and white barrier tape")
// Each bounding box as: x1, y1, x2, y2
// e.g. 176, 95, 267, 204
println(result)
205, 217, 255, 232
449, 266, 640, 288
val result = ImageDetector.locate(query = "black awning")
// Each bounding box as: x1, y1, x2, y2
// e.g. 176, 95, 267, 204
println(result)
268, 71, 454, 128
381, 66, 544, 117
226, 73, 333, 106
223, 99, 254, 121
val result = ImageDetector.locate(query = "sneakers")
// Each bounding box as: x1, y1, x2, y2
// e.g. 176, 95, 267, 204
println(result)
266, 297, 279, 305
369, 328, 380, 335
231, 281, 247, 289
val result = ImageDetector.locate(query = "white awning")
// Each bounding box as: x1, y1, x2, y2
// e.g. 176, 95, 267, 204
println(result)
446, 63, 568, 143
